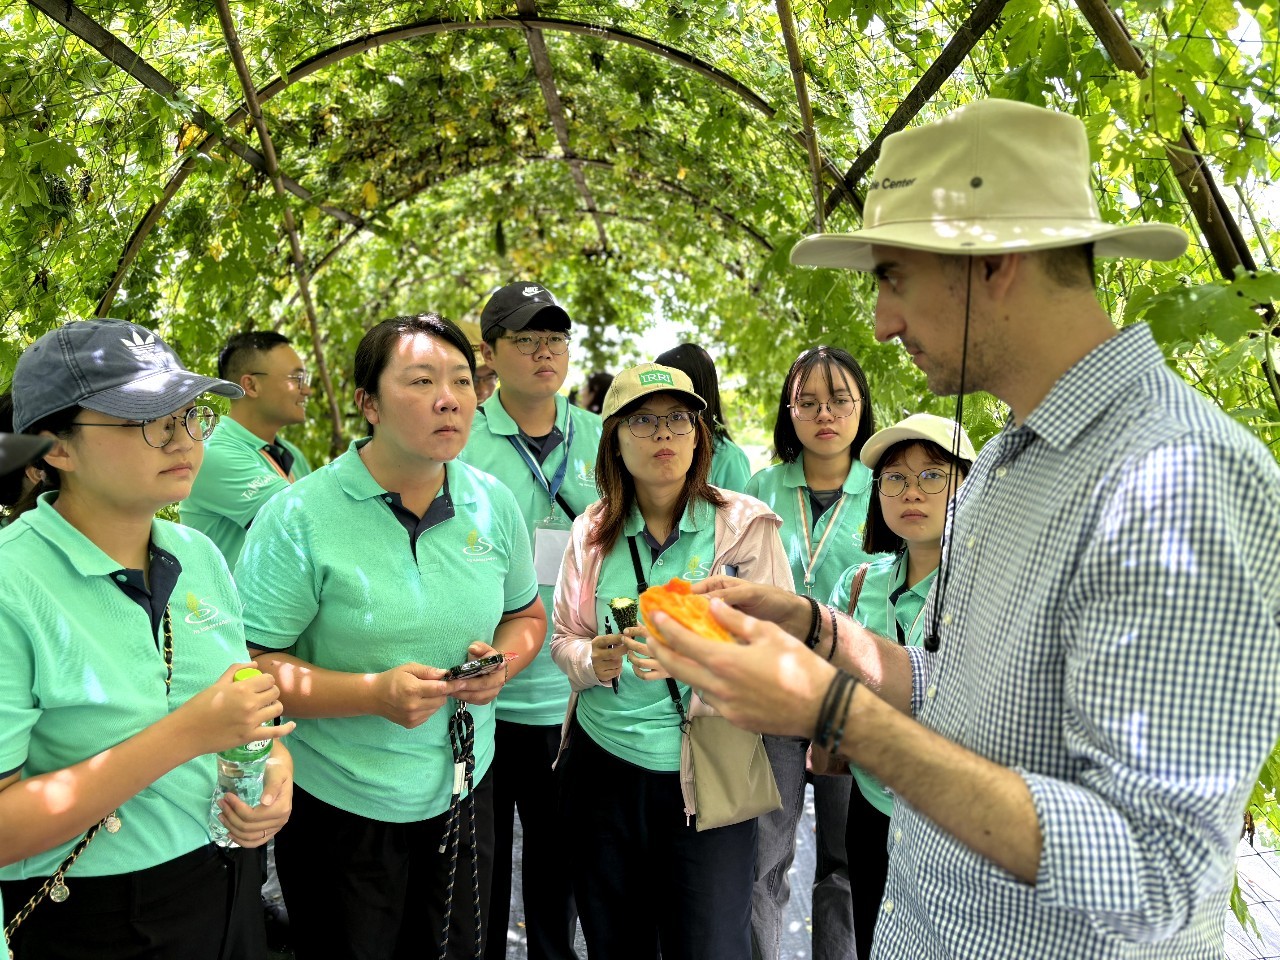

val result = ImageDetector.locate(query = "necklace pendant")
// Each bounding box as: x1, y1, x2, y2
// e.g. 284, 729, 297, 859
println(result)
49, 880, 70, 903
105, 812, 122, 834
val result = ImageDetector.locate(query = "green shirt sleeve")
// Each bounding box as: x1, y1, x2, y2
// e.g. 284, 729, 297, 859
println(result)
710, 439, 752, 493
186, 442, 293, 531
235, 493, 320, 651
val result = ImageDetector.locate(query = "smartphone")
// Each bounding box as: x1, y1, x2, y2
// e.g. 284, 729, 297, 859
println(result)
445, 653, 506, 680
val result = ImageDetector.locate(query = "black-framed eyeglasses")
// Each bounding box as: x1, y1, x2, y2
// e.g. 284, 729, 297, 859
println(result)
790, 396, 859, 421
249, 371, 312, 388
624, 411, 698, 438
876, 468, 952, 497
77, 405, 220, 449
501, 334, 571, 356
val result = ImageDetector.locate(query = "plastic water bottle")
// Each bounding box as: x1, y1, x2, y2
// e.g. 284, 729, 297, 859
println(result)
208, 667, 273, 847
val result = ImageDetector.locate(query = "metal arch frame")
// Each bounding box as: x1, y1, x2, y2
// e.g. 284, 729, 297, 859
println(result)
283, 150, 774, 310
94, 13, 858, 312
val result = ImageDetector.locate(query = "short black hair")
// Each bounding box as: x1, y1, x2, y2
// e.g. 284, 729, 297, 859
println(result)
218, 331, 294, 381
353, 314, 476, 436
771, 346, 874, 463
655, 343, 731, 444
861, 438, 972, 555
1037, 243, 1096, 290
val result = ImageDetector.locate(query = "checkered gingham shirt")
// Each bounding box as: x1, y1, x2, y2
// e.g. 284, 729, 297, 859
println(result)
875, 324, 1280, 959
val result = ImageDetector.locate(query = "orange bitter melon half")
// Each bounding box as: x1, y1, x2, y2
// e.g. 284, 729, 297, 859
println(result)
639, 577, 735, 645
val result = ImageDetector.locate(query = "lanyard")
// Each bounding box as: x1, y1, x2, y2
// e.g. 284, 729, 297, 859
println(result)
506, 416, 575, 507
258, 446, 291, 481
795, 487, 847, 596
886, 555, 928, 646
627, 536, 689, 727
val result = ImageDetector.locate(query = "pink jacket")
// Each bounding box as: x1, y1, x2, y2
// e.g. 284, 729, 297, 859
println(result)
550, 488, 796, 820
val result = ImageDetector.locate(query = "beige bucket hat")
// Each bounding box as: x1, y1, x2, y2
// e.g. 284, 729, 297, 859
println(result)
791, 99, 1188, 271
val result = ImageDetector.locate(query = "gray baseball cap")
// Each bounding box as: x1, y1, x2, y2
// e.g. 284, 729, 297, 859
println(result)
12, 319, 243, 433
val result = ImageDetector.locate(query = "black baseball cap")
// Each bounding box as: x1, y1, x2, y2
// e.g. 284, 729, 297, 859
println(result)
480, 282, 571, 340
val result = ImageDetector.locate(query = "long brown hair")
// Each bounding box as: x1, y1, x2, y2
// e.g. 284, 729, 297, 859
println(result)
587, 405, 726, 554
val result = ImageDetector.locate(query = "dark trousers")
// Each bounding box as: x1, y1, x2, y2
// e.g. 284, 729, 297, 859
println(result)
0, 844, 264, 960
559, 721, 756, 960
844, 785, 892, 960
484, 719, 579, 960
275, 775, 495, 960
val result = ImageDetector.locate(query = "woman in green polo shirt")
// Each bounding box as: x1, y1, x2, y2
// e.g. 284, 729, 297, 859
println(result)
827, 413, 974, 960
0, 319, 295, 960
237, 313, 546, 960
743, 345, 880, 960
550, 362, 793, 960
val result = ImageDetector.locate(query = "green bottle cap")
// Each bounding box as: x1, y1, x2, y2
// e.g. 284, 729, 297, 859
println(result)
233, 667, 262, 682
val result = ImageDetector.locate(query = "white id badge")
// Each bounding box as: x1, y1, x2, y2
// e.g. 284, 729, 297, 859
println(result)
534, 521, 573, 586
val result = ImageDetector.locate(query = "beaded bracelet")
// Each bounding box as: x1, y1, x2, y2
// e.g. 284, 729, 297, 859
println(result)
825, 605, 840, 662
803, 595, 822, 650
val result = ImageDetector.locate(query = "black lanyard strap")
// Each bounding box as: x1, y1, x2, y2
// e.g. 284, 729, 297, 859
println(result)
628, 535, 689, 727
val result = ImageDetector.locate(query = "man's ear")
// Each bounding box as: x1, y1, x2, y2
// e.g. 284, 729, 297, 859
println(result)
480, 341, 496, 365
976, 252, 1023, 301
354, 388, 379, 427
238, 372, 260, 398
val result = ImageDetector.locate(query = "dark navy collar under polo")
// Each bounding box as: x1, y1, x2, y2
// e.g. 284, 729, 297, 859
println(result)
108, 543, 182, 643
376, 472, 456, 559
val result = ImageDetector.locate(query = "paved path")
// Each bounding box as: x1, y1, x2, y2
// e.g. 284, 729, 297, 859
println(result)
269, 790, 1280, 958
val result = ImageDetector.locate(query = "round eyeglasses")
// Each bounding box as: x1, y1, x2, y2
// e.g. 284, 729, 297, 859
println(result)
249, 370, 312, 388
876, 468, 952, 497
77, 405, 220, 449
790, 397, 859, 421
502, 334, 571, 356
624, 411, 698, 439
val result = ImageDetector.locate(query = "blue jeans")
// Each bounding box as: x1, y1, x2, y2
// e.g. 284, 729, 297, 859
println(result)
751, 735, 854, 960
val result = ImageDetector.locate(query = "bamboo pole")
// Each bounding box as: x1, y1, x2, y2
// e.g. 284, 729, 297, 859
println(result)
776, 0, 826, 231
213, 0, 345, 457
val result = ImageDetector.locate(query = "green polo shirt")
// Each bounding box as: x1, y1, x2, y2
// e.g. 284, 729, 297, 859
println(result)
236, 439, 538, 823
576, 499, 717, 771
0, 495, 250, 879
745, 455, 880, 601
709, 437, 752, 493
833, 552, 935, 815
180, 415, 313, 567
458, 392, 603, 726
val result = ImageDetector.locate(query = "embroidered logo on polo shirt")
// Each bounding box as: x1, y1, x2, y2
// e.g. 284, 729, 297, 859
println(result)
463, 529, 495, 558
684, 555, 711, 582
184, 591, 220, 624
576, 459, 595, 484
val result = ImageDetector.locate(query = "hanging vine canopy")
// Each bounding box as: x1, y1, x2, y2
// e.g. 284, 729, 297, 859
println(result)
1, 0, 1278, 457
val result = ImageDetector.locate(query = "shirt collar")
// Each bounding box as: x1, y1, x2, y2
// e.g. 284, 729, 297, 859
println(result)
24, 493, 127, 578
622, 496, 713, 537
479, 391, 569, 438
1020, 323, 1164, 451
782, 455, 872, 494
335, 437, 477, 506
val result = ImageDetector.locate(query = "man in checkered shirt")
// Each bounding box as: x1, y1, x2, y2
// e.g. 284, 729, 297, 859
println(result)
649, 99, 1280, 959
